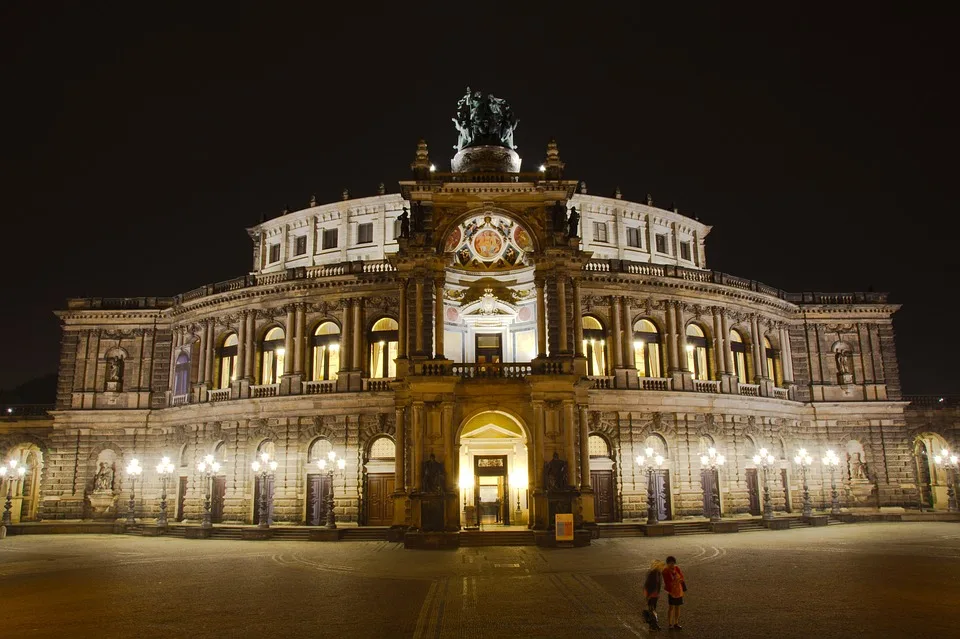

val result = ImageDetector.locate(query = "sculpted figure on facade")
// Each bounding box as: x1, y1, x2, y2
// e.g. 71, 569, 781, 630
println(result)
567, 206, 580, 238
849, 452, 867, 480
398, 207, 410, 239
421, 453, 445, 494
105, 356, 124, 391
544, 452, 569, 492
93, 462, 114, 492
451, 87, 519, 151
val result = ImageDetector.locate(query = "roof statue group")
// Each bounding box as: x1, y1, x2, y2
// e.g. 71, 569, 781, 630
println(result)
452, 87, 519, 152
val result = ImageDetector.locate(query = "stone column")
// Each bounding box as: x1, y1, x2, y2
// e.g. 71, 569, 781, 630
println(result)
244, 312, 255, 379
415, 279, 424, 355
712, 307, 726, 375
610, 296, 623, 370
353, 297, 363, 374
621, 297, 634, 370
572, 279, 584, 357
398, 279, 408, 359
434, 277, 445, 359
564, 402, 577, 487
535, 278, 547, 358
204, 321, 215, 383
780, 324, 794, 383
283, 308, 295, 375
556, 277, 568, 354
237, 312, 247, 379
197, 323, 208, 386
442, 402, 455, 492
751, 314, 765, 381
674, 302, 687, 370
665, 302, 679, 372
340, 299, 353, 371
395, 406, 406, 492
578, 405, 591, 490
170, 327, 182, 392
533, 401, 545, 490
721, 310, 733, 373
294, 304, 306, 375
411, 402, 424, 491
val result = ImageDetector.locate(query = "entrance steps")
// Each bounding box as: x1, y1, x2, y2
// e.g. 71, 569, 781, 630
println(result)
460, 529, 536, 546
341, 526, 390, 541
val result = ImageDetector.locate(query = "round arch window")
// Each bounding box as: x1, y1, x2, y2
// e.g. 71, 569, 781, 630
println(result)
582, 316, 607, 376
216, 333, 239, 389
685, 324, 710, 381
729, 329, 749, 384
312, 322, 340, 381
261, 327, 285, 385
633, 319, 662, 378
369, 318, 399, 379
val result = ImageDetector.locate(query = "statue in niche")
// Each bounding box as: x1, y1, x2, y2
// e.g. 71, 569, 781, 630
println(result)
544, 452, 569, 492
566, 206, 580, 239
105, 357, 124, 391
421, 453, 445, 494
848, 452, 867, 480
834, 349, 850, 374
93, 462, 114, 492
398, 207, 410, 239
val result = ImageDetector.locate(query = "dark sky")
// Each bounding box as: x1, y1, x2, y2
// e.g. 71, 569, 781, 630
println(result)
1, 4, 954, 395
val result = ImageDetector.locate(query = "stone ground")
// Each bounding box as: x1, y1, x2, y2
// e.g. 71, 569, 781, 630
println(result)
1, 523, 958, 638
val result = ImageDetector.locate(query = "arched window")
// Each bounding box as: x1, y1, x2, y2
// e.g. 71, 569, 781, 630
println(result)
216, 333, 239, 389
311, 322, 341, 381
369, 318, 399, 379
257, 440, 276, 460
698, 434, 715, 455
685, 324, 710, 381
588, 434, 611, 458
369, 437, 396, 459
764, 336, 782, 386
260, 327, 285, 385
308, 438, 332, 462
633, 319, 662, 378
173, 353, 191, 396
582, 316, 607, 376
730, 329, 749, 384
643, 434, 668, 459
213, 441, 228, 465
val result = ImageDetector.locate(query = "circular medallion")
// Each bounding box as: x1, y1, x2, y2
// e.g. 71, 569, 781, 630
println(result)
444, 226, 462, 252
446, 307, 459, 322
514, 226, 533, 251
472, 229, 504, 259
518, 306, 532, 322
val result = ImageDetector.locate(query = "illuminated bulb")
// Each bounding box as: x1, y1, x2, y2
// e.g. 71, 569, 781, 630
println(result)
539, 164, 546, 172
269, 461, 278, 471
635, 455, 645, 466
686, 344, 694, 352
337, 458, 346, 470
317, 459, 327, 471
700, 455, 709, 466
752, 455, 761, 465
634, 340, 643, 348
655, 455, 664, 466
329, 343, 339, 351
261, 452, 269, 463
328, 451, 336, 462
276, 347, 285, 356
429, 164, 436, 172
759, 448, 768, 458
708, 447, 716, 457
645, 447, 654, 458
716, 455, 725, 465
251, 461, 261, 472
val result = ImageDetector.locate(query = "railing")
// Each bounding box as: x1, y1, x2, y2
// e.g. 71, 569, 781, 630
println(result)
640, 377, 672, 391
738, 383, 760, 397
303, 380, 336, 394
362, 378, 395, 391
903, 395, 960, 409
625, 263, 666, 276
207, 388, 231, 402
306, 264, 347, 278
693, 379, 721, 393
251, 384, 279, 398
0, 404, 53, 419
772, 387, 789, 399
362, 260, 396, 273
452, 364, 533, 379
420, 362, 448, 376
171, 394, 191, 406
589, 376, 614, 389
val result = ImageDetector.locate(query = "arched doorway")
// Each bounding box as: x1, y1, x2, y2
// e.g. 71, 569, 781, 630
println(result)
252, 440, 276, 525
363, 436, 396, 525
5, 443, 44, 522
588, 434, 616, 522
458, 411, 529, 527
305, 438, 333, 525
915, 433, 949, 509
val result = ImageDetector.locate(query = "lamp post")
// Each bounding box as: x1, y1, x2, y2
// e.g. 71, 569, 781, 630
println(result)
251, 452, 278, 529
823, 449, 842, 515
0, 460, 27, 526
752, 448, 777, 521
636, 447, 664, 525
125, 458, 143, 525
197, 454, 221, 529
934, 449, 959, 512
510, 469, 527, 525
793, 448, 814, 518
699, 447, 726, 523
316, 450, 346, 529
155, 456, 175, 527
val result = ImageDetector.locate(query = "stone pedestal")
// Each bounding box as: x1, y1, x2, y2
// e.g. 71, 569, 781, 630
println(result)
710, 520, 739, 534
450, 145, 521, 173
803, 515, 829, 527
839, 372, 854, 385
279, 373, 303, 395
336, 370, 363, 392
614, 368, 639, 389
85, 491, 119, 520
463, 504, 477, 529
545, 490, 580, 530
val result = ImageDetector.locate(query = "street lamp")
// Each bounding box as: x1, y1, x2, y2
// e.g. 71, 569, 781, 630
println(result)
125, 458, 143, 525
0, 460, 27, 526
510, 469, 527, 524
155, 456, 175, 527
251, 452, 278, 529
197, 454, 221, 528
752, 448, 777, 521
822, 449, 842, 514
316, 450, 346, 529
699, 447, 726, 523
636, 447, 664, 525
793, 448, 814, 518
934, 449, 959, 512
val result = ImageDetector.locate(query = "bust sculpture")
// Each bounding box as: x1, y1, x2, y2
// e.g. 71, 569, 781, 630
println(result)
544, 452, 569, 492
421, 453, 445, 494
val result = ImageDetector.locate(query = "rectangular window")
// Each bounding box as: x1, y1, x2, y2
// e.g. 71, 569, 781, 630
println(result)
269, 243, 281, 263
593, 222, 608, 243
357, 222, 373, 244
655, 233, 667, 254
626, 227, 642, 248
393, 218, 402, 240
680, 241, 691, 260
294, 235, 307, 256
322, 229, 338, 250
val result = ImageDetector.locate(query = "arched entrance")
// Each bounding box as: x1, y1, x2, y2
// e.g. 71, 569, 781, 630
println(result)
5, 443, 44, 522
915, 433, 949, 509
457, 411, 529, 528
588, 434, 616, 522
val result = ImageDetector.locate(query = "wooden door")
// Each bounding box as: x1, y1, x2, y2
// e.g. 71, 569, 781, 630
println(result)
653, 469, 671, 521
746, 468, 762, 515
591, 470, 615, 522
253, 476, 275, 525
211, 476, 226, 523
780, 468, 792, 513
176, 476, 187, 521
306, 474, 330, 526
366, 473, 395, 525
701, 468, 719, 517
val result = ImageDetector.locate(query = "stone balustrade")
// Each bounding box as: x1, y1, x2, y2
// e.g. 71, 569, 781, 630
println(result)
589, 376, 614, 389
452, 363, 532, 379
773, 387, 789, 399
738, 383, 760, 397
171, 394, 191, 406
250, 384, 279, 398
693, 379, 721, 393
207, 388, 231, 402
303, 380, 336, 394
362, 378, 395, 391
640, 377, 672, 391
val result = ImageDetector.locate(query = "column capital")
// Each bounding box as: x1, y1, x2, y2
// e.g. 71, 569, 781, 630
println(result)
534, 277, 546, 289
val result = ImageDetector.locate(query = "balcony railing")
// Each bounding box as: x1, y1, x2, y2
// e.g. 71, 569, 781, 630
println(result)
303, 380, 336, 394
772, 387, 789, 399
452, 363, 533, 379
738, 383, 760, 397
640, 377, 672, 391
251, 384, 279, 398
207, 388, 231, 402
362, 378, 396, 391
693, 379, 721, 393
171, 394, 191, 406
589, 376, 614, 389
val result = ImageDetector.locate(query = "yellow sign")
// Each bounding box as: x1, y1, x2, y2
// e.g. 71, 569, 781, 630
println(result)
555, 513, 574, 541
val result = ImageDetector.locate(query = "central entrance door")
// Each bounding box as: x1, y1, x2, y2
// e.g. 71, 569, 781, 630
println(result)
652, 469, 672, 521
746, 468, 762, 515
474, 455, 509, 526
475, 334, 503, 364
701, 468, 719, 518
366, 473, 395, 525
253, 475, 275, 525
591, 470, 615, 522
211, 475, 226, 523
306, 473, 331, 526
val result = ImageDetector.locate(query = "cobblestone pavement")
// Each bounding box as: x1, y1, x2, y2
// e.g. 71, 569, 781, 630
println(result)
1, 523, 958, 638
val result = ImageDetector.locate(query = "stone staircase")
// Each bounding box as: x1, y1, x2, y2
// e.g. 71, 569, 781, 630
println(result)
459, 529, 536, 546
341, 526, 390, 541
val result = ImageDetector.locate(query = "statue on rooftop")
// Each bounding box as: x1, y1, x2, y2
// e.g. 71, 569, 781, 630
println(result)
398, 208, 410, 239
567, 206, 580, 239
452, 87, 519, 152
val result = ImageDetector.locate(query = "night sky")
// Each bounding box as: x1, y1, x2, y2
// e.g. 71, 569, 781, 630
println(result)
1, 5, 954, 396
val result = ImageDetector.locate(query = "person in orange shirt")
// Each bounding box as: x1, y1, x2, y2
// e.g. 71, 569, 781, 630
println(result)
661, 555, 687, 630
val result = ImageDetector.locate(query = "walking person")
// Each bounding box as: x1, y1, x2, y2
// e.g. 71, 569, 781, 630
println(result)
662, 555, 687, 630
642, 559, 665, 630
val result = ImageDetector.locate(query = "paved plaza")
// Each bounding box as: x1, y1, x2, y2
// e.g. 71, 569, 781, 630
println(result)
1, 523, 958, 638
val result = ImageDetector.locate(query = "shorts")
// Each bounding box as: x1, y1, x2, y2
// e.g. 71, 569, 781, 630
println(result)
668, 595, 684, 606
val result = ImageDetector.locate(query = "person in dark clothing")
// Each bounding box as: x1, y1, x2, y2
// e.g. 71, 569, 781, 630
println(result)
642, 559, 665, 630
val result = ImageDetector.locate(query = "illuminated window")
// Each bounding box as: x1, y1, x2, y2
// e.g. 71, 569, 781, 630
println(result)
311, 322, 340, 381
655, 234, 668, 254
626, 227, 642, 248
357, 223, 373, 244
322, 229, 338, 250
260, 327, 285, 385
369, 437, 396, 459
764, 336, 783, 386
730, 329, 749, 384
269, 243, 280, 263
633, 318, 662, 378
588, 435, 610, 458
294, 235, 307, 256
679, 241, 691, 261
685, 324, 711, 381
582, 315, 607, 376
216, 333, 239, 389
369, 317, 399, 378
593, 222, 608, 243
173, 353, 191, 396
